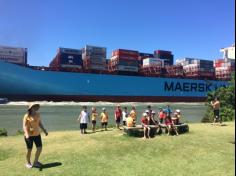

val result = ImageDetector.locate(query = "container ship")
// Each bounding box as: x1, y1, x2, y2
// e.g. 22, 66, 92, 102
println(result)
0, 45, 234, 102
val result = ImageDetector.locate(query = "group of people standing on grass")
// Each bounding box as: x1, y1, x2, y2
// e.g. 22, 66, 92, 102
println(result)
77, 105, 137, 134
77, 104, 182, 137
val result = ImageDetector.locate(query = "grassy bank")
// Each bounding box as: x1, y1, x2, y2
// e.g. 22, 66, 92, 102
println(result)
0, 122, 235, 176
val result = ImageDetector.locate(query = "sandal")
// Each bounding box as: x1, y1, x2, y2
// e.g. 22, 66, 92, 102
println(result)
25, 163, 32, 169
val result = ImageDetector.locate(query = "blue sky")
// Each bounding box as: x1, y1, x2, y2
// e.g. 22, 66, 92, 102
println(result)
0, 0, 235, 66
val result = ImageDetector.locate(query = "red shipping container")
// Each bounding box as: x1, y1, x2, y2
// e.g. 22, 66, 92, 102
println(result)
112, 49, 139, 57
154, 50, 172, 55
110, 55, 138, 61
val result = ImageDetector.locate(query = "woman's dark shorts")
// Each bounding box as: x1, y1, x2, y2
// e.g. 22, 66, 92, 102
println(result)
80, 123, 88, 129
123, 121, 126, 126
101, 122, 108, 126
92, 120, 96, 125
214, 110, 220, 119
116, 118, 121, 123
24, 135, 42, 149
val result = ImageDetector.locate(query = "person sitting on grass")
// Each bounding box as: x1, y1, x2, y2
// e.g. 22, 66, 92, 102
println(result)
100, 108, 109, 131
78, 106, 90, 134
172, 109, 181, 125
129, 106, 137, 125
150, 111, 159, 125
126, 115, 135, 127
164, 110, 178, 136
141, 113, 151, 139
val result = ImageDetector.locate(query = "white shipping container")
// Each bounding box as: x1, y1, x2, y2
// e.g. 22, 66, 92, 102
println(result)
82, 52, 106, 58
176, 58, 195, 65
82, 45, 106, 56
118, 65, 138, 72
0, 45, 27, 64
60, 64, 82, 69
215, 67, 233, 71
58, 48, 81, 55
143, 58, 163, 67
89, 64, 107, 70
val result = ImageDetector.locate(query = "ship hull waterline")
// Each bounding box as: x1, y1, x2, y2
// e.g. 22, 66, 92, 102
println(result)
0, 94, 207, 102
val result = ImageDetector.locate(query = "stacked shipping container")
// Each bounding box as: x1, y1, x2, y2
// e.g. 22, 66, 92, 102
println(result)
214, 59, 235, 80
49, 48, 83, 71
176, 58, 215, 79
108, 49, 139, 72
82, 45, 107, 71
0, 45, 27, 65
154, 50, 174, 66
163, 65, 184, 78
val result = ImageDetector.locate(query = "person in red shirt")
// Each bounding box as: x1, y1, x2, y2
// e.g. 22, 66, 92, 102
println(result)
158, 108, 165, 124
141, 113, 151, 139
114, 105, 122, 129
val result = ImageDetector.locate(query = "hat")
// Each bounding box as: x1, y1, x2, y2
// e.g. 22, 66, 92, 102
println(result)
142, 113, 147, 116
28, 103, 40, 111
151, 111, 156, 114
102, 108, 106, 111
176, 109, 181, 113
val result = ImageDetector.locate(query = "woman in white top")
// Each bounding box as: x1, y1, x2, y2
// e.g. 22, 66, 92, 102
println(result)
78, 106, 90, 134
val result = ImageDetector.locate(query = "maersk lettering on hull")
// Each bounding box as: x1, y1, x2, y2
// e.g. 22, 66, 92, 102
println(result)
164, 81, 226, 92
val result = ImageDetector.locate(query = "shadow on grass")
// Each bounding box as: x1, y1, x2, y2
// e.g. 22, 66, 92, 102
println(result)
37, 162, 62, 171
85, 129, 116, 134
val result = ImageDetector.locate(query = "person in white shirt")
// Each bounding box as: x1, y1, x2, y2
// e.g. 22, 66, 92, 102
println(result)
122, 107, 128, 126
77, 106, 90, 134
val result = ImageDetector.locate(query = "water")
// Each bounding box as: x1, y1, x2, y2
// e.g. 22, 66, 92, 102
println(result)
0, 101, 206, 135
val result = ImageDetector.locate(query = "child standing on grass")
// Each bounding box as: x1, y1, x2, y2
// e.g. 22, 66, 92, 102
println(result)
114, 105, 122, 129
23, 103, 48, 169
122, 107, 128, 126
100, 108, 109, 131
78, 106, 90, 134
91, 107, 98, 132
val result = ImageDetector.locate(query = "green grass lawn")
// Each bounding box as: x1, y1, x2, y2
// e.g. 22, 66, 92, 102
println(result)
0, 122, 235, 176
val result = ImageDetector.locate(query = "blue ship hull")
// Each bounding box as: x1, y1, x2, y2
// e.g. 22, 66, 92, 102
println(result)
0, 61, 228, 102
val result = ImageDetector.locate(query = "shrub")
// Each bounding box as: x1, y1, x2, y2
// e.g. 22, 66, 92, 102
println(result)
220, 107, 235, 121
0, 128, 8, 137
16, 130, 24, 135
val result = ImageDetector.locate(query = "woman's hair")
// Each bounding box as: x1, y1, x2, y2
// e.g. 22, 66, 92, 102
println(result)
92, 107, 96, 113
27, 108, 33, 117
